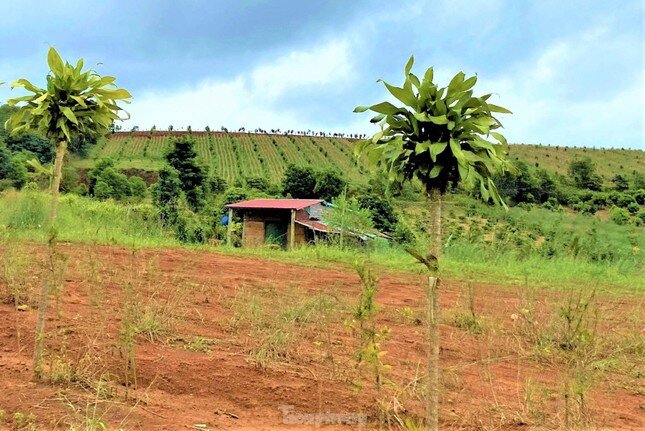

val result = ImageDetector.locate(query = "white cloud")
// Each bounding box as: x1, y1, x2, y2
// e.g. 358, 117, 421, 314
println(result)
125, 38, 355, 131
486, 25, 643, 147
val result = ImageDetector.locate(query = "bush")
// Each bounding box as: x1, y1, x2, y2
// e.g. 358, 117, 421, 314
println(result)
59, 165, 80, 193
206, 174, 227, 195
615, 193, 636, 209
609, 206, 630, 225
626, 202, 639, 215
129, 176, 148, 200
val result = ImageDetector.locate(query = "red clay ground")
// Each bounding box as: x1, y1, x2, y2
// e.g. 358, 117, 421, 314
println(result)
0, 243, 642, 430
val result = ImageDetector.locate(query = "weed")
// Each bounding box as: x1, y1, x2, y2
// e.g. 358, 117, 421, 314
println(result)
451, 281, 484, 335
352, 263, 390, 391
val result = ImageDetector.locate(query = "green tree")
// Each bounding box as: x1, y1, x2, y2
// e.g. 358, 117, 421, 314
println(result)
282, 164, 317, 198
612, 174, 629, 192
495, 160, 538, 204
245, 176, 271, 192
5, 47, 130, 379
151, 166, 182, 226
87, 158, 133, 200
314, 168, 347, 201
355, 56, 513, 430
357, 194, 398, 234
324, 193, 375, 247
568, 158, 602, 191
6, 134, 54, 164
0, 146, 27, 189
165, 139, 206, 211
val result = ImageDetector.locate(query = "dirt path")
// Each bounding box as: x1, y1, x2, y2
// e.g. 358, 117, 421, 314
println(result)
0, 243, 642, 430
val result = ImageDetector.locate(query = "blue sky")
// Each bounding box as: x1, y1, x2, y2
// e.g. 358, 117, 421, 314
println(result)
1, 0, 643, 148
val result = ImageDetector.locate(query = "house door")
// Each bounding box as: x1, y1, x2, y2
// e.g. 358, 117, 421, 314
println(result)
264, 222, 288, 249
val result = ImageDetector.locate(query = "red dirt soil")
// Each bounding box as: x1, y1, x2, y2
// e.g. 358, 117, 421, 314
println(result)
0, 243, 642, 430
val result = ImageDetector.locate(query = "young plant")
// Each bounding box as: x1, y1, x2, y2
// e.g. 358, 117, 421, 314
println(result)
355, 55, 514, 430
353, 263, 390, 392
5, 47, 130, 379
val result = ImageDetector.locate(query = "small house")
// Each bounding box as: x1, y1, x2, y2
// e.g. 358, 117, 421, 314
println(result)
225, 199, 334, 249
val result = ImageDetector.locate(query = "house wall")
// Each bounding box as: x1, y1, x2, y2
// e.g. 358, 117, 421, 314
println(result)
241, 209, 307, 249
291, 223, 306, 247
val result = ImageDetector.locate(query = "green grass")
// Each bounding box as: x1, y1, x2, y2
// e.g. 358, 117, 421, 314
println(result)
1, 190, 642, 295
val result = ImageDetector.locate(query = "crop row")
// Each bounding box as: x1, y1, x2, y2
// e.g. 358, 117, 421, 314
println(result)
89, 133, 366, 183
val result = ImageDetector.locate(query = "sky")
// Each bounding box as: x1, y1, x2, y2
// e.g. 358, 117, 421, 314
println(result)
0, 0, 643, 149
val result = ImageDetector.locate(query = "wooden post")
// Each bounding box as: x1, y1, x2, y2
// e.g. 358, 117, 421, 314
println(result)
226, 208, 233, 246
289, 209, 295, 250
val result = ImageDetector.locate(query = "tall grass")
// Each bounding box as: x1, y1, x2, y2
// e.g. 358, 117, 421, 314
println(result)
0, 190, 177, 247
1, 190, 642, 294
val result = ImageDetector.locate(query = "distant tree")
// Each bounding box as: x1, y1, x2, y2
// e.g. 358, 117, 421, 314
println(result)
612, 174, 630, 192
0, 146, 27, 189
59, 165, 80, 193
282, 164, 317, 198
355, 56, 514, 430
6, 134, 54, 164
245, 176, 271, 193
165, 139, 206, 211
357, 194, 398, 234
5, 47, 130, 378
151, 166, 182, 226
324, 193, 375, 247
314, 168, 347, 201
206, 172, 227, 196
568, 158, 602, 191
495, 161, 538, 204
87, 158, 117, 195
535, 168, 557, 203
67, 133, 98, 157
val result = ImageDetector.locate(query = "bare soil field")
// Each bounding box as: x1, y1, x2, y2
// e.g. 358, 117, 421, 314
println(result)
0, 243, 642, 430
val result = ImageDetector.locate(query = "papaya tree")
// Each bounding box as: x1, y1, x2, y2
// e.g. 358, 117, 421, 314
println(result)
5, 47, 131, 379
354, 56, 514, 430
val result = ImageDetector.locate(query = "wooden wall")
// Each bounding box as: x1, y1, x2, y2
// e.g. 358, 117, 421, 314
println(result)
241, 209, 307, 249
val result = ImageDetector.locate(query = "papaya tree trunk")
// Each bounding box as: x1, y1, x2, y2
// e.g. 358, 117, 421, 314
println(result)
426, 188, 442, 431
33, 139, 67, 379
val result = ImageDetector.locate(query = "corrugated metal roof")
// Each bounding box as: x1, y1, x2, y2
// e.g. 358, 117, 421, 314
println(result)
226, 199, 323, 210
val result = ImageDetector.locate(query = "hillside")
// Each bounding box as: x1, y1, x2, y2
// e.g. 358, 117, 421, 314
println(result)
72, 131, 643, 185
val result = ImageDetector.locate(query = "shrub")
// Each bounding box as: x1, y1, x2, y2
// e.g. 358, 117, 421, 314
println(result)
609, 206, 630, 225
129, 176, 148, 200
626, 202, 639, 215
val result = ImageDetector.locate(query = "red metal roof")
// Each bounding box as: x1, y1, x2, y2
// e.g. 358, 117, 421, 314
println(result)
227, 199, 323, 210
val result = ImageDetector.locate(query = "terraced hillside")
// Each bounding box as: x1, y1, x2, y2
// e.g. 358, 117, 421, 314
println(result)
72, 131, 643, 185
508, 144, 643, 181
74, 131, 365, 184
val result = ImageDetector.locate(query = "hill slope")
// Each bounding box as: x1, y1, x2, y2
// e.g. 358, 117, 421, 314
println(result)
72, 131, 643, 185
